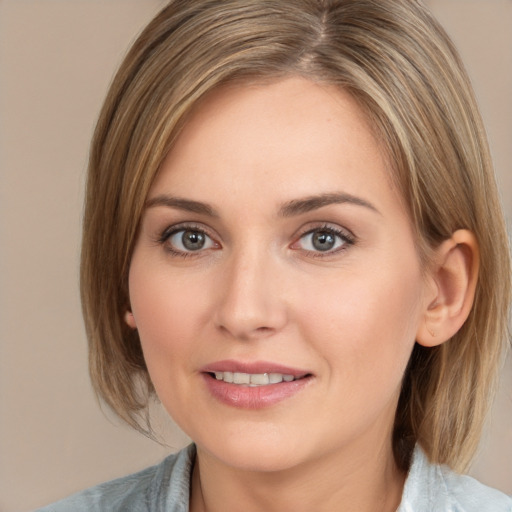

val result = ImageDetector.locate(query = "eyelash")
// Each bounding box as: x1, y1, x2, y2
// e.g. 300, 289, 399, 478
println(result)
156, 223, 356, 259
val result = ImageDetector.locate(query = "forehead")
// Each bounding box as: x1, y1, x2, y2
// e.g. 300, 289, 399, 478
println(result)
150, 77, 403, 219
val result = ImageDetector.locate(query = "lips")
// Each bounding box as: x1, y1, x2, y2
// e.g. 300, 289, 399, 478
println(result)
201, 360, 312, 409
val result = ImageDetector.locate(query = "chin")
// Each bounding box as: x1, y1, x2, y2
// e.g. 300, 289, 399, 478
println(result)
211, 446, 306, 473
194, 424, 313, 473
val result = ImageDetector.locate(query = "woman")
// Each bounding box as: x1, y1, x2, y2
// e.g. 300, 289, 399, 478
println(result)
39, 0, 511, 510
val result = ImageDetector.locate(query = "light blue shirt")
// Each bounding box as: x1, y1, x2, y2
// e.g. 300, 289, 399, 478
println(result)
36, 444, 512, 511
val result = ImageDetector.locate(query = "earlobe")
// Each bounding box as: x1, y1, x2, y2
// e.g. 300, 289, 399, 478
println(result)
125, 310, 137, 329
416, 229, 479, 348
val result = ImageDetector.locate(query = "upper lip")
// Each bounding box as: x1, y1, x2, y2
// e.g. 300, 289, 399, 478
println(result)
201, 360, 311, 378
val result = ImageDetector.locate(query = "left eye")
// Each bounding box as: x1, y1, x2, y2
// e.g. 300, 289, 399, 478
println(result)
297, 228, 349, 253
167, 229, 216, 252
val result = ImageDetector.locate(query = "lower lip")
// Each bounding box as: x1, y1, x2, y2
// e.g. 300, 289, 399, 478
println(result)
202, 373, 312, 409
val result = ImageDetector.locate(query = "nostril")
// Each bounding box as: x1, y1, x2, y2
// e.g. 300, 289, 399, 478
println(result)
255, 326, 272, 333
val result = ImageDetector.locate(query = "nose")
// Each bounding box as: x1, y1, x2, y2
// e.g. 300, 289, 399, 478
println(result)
213, 248, 288, 341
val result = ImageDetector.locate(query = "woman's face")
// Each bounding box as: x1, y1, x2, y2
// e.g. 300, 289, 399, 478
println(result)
127, 77, 431, 472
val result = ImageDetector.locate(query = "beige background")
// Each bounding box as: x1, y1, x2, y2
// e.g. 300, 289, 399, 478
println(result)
0, 1, 510, 511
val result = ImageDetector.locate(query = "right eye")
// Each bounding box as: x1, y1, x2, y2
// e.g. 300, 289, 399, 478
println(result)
161, 227, 218, 256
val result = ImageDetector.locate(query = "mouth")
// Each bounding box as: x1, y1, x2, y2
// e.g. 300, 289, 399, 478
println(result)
200, 360, 313, 409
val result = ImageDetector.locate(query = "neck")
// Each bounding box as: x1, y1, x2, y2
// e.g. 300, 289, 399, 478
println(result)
190, 438, 406, 512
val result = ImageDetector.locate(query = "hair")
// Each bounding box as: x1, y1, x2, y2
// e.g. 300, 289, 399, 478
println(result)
81, 0, 511, 472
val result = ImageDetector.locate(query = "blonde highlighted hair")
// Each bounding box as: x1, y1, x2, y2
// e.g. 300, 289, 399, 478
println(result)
81, 0, 511, 471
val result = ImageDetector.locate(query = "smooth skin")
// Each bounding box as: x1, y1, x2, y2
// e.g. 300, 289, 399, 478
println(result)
126, 77, 478, 512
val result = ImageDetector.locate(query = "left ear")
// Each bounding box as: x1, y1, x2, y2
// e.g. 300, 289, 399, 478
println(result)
416, 229, 479, 347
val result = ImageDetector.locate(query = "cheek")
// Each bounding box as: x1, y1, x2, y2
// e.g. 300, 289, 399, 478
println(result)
298, 258, 423, 385
127, 262, 207, 370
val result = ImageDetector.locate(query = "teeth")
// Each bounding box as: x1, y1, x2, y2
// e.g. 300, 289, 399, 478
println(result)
269, 373, 283, 384
213, 372, 297, 386
234, 372, 250, 384
250, 373, 269, 385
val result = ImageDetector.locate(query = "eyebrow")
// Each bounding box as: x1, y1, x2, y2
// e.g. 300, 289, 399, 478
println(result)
145, 191, 379, 218
278, 192, 380, 217
145, 195, 219, 217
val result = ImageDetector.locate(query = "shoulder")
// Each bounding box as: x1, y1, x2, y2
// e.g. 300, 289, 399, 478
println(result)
34, 444, 195, 512
399, 445, 512, 512
438, 465, 512, 512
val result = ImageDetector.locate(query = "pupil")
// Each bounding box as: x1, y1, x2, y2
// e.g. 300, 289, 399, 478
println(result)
312, 231, 335, 251
182, 231, 205, 250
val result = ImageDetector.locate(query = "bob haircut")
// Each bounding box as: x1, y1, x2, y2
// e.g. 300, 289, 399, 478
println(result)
81, 0, 511, 472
